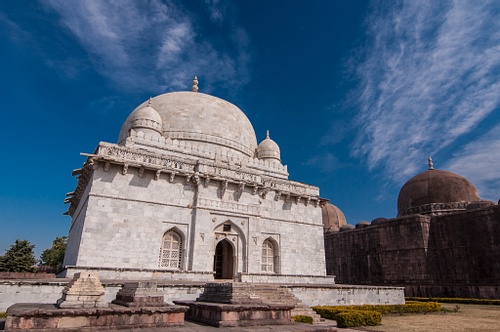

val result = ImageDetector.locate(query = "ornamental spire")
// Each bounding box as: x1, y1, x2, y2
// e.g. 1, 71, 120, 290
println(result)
147, 97, 152, 106
428, 156, 434, 170
192, 76, 199, 92
266, 130, 270, 139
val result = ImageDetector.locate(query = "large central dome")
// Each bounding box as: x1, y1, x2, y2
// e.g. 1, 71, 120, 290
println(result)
118, 91, 258, 158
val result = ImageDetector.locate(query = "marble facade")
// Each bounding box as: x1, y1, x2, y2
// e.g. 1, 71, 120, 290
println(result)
61, 82, 331, 284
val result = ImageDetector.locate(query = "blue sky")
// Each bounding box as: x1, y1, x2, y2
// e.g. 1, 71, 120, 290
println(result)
1, 0, 499, 258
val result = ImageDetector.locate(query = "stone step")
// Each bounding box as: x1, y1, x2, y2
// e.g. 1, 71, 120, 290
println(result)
249, 285, 324, 324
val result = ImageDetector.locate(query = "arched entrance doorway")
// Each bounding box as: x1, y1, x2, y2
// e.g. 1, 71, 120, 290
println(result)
213, 239, 234, 279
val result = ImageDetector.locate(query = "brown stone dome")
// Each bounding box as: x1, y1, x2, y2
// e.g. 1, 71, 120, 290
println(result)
321, 203, 347, 232
397, 169, 480, 217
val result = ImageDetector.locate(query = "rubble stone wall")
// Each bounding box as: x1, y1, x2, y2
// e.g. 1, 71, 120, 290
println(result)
324, 205, 500, 298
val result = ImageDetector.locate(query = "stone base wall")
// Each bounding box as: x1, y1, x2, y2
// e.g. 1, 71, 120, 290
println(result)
0, 279, 404, 312
0, 280, 67, 312
59, 266, 215, 281
0, 272, 56, 279
287, 285, 405, 307
405, 284, 500, 299
0, 280, 204, 312
324, 205, 500, 299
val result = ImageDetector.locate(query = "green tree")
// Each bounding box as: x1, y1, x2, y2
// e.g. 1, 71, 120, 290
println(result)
39, 236, 67, 271
0, 239, 37, 272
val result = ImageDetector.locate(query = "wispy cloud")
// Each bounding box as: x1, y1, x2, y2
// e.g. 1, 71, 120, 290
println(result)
205, 0, 225, 23
42, 0, 251, 93
350, 1, 500, 182
302, 152, 350, 173
444, 125, 500, 201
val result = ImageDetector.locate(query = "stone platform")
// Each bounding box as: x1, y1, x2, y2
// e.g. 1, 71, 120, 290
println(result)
175, 282, 298, 327
175, 301, 294, 327
5, 303, 188, 331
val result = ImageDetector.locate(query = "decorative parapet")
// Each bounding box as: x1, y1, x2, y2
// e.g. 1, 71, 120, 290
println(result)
122, 130, 289, 178
398, 201, 470, 217
97, 143, 317, 198
64, 142, 321, 217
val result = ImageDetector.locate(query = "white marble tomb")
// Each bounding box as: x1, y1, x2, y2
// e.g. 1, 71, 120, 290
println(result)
61, 78, 332, 284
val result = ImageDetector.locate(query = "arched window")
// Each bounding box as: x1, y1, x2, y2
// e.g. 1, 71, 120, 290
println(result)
159, 230, 182, 269
261, 239, 278, 273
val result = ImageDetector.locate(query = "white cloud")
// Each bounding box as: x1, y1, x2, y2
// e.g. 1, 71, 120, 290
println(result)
350, 1, 500, 183
444, 125, 500, 201
43, 0, 251, 92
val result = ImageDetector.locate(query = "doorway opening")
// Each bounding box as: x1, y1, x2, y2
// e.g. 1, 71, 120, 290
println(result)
213, 239, 234, 279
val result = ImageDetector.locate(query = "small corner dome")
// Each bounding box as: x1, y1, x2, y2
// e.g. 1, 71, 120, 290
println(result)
356, 221, 371, 229
321, 203, 347, 232
256, 131, 281, 161
397, 168, 480, 217
129, 104, 163, 133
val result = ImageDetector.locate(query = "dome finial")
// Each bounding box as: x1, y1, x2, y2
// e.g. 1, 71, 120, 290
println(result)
266, 130, 270, 139
192, 76, 199, 92
147, 97, 152, 107
428, 156, 434, 170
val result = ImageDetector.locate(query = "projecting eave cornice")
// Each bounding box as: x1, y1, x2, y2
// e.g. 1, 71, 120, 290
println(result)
64, 142, 321, 217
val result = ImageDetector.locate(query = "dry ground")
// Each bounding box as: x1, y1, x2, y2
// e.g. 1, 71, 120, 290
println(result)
353, 303, 500, 332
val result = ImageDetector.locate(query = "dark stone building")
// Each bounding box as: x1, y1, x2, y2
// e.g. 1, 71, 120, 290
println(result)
323, 159, 500, 298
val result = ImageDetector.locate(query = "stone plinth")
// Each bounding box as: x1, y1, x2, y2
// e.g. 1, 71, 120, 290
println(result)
112, 281, 167, 307
5, 303, 188, 330
175, 282, 296, 327
175, 301, 294, 327
196, 282, 262, 304
56, 272, 106, 309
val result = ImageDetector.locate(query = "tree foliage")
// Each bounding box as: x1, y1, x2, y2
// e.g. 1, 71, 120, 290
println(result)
0, 239, 37, 272
40, 236, 67, 271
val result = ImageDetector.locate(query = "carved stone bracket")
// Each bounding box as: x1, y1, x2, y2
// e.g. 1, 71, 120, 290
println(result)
154, 170, 161, 180
122, 164, 129, 175
275, 191, 282, 201
261, 187, 270, 199
236, 183, 245, 201
204, 176, 210, 187
252, 185, 259, 195
295, 196, 301, 204
104, 161, 110, 172
192, 172, 201, 186
169, 172, 176, 183
138, 166, 145, 178
220, 180, 228, 198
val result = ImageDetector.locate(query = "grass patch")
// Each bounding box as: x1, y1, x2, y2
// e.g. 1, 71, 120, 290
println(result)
292, 315, 313, 324
312, 302, 440, 328
0, 312, 6, 319
374, 303, 500, 332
